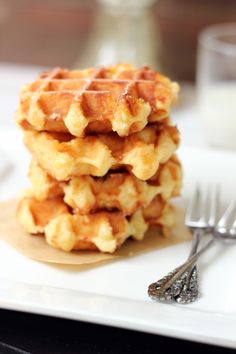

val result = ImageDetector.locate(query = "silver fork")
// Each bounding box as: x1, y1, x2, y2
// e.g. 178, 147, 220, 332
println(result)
148, 185, 219, 304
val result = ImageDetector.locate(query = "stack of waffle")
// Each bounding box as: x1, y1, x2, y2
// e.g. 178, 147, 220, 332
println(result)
16, 64, 182, 253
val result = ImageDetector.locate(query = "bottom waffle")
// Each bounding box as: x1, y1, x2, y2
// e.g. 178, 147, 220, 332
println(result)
17, 195, 176, 253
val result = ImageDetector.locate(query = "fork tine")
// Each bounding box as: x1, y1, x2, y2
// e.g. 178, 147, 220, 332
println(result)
216, 200, 236, 232
185, 184, 201, 223
208, 184, 220, 227
199, 184, 211, 223
229, 218, 236, 236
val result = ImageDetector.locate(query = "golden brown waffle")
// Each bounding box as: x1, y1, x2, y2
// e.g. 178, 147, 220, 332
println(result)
27, 156, 182, 215
24, 123, 179, 181
16, 64, 179, 137
17, 195, 176, 253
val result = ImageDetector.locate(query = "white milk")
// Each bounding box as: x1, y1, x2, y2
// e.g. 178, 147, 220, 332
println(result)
198, 82, 236, 149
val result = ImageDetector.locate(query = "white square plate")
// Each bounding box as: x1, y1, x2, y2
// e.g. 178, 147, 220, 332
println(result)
0, 131, 236, 349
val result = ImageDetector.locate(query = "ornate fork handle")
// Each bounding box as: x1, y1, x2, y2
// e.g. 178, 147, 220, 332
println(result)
149, 229, 201, 304
148, 237, 214, 303
177, 229, 202, 303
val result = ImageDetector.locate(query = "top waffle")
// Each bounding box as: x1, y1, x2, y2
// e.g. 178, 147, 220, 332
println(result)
16, 64, 179, 137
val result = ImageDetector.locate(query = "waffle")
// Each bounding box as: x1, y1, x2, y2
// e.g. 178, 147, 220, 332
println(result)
16, 64, 178, 138
24, 123, 179, 181
27, 156, 182, 215
17, 195, 176, 253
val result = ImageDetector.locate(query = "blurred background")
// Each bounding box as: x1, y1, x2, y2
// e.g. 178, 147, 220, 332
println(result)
0, 0, 236, 81
0, 1, 235, 197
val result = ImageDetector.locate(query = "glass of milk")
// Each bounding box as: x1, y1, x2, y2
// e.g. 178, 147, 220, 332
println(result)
197, 23, 236, 150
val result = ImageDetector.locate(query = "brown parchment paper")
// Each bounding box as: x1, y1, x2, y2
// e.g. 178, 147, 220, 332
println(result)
0, 199, 192, 266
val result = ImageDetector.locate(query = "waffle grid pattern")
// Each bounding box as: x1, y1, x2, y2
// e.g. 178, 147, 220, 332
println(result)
17, 64, 179, 137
